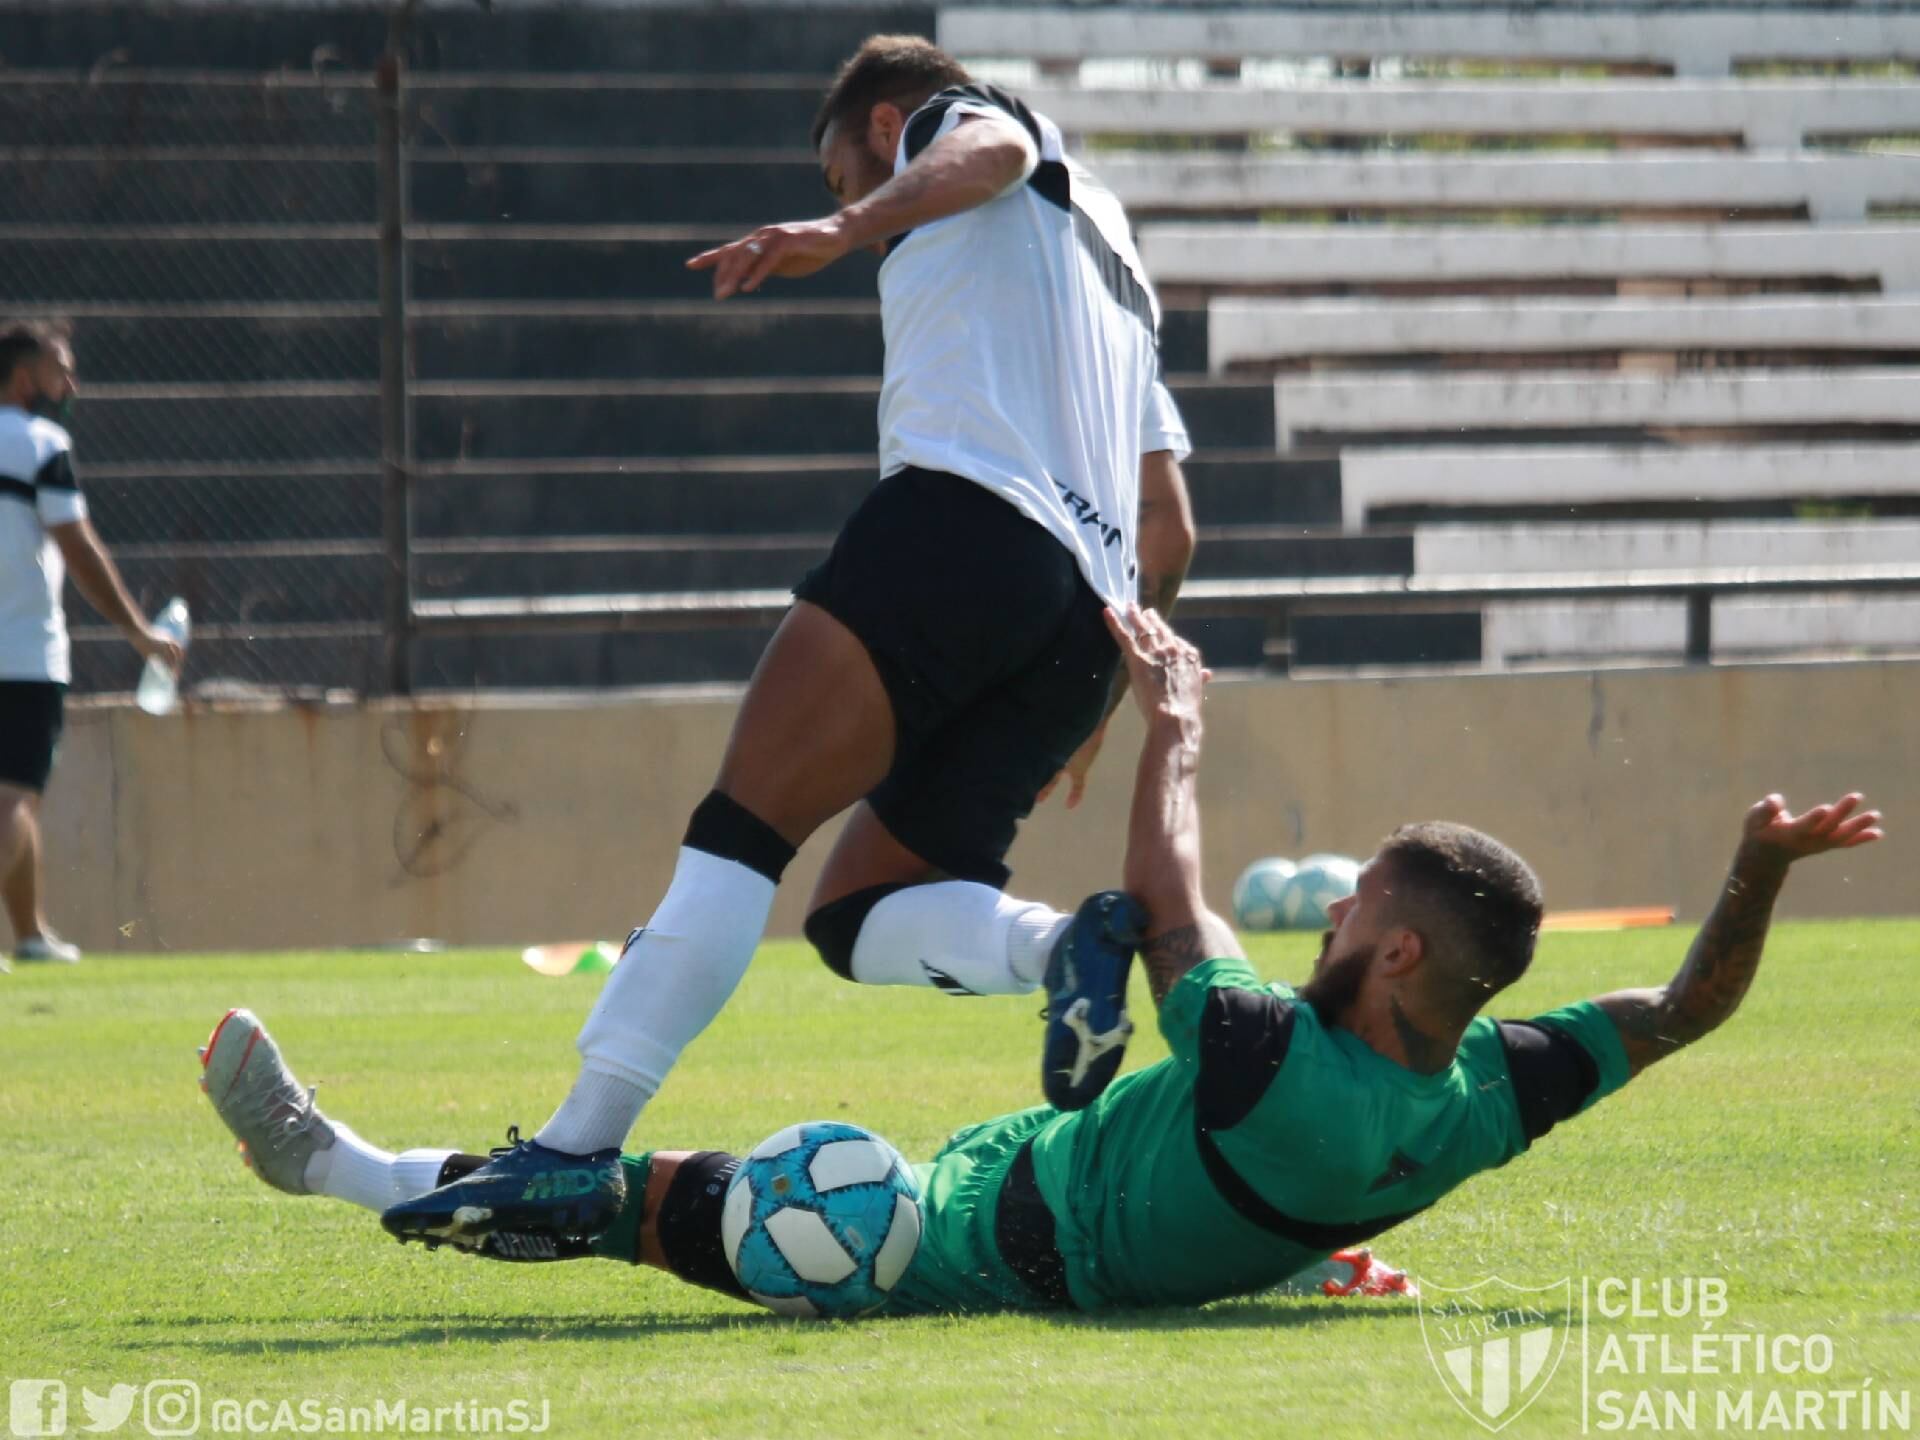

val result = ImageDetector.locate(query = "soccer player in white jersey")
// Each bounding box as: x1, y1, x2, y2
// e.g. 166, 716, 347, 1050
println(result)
387, 37, 1198, 1247
0, 322, 183, 969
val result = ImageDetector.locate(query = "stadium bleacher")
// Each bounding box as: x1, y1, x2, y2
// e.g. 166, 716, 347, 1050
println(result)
959, 2, 1920, 669
10, 1, 1920, 689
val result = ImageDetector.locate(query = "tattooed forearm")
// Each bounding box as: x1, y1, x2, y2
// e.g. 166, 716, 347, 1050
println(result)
1141, 925, 1207, 1005
1139, 911, 1241, 1005
1141, 566, 1186, 621
1599, 845, 1789, 1075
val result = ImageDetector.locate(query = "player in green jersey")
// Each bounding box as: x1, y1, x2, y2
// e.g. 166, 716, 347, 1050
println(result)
202, 606, 1880, 1314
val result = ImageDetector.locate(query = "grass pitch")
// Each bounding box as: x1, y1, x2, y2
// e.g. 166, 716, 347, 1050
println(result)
2, 923, 1915, 1438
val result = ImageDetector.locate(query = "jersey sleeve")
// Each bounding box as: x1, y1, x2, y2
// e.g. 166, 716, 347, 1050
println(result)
1141, 378, 1192, 460
1157, 955, 1268, 1064
897, 84, 1041, 189
1497, 999, 1634, 1145
33, 435, 86, 528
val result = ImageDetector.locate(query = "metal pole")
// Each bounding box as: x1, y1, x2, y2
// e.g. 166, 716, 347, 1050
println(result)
1684, 590, 1713, 663
375, 23, 413, 696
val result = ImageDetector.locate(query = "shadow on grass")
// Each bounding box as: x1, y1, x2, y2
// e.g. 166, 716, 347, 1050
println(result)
125, 1311, 769, 1355
1028, 1296, 1428, 1334
121, 1294, 1431, 1356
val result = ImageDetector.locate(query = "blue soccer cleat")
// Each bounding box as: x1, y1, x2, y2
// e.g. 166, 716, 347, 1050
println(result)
1041, 890, 1147, 1111
381, 1126, 625, 1250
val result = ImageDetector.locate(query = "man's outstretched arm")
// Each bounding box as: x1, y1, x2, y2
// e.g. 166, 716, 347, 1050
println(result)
1103, 605, 1243, 1006
688, 114, 1035, 299
1594, 793, 1882, 1078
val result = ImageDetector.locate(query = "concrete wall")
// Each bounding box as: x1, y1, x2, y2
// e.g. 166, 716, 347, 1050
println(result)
38, 659, 1918, 954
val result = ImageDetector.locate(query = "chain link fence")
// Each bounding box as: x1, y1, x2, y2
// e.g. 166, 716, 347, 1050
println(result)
2, 69, 399, 698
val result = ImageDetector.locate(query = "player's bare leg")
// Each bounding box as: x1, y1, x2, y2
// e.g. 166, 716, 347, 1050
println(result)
385, 601, 897, 1247
0, 786, 75, 964
0, 785, 37, 932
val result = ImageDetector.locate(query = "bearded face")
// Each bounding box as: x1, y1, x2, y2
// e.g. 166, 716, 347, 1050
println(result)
1298, 932, 1376, 1028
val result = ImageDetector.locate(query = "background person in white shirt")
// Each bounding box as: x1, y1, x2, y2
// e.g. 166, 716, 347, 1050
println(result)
0, 322, 182, 969
386, 37, 1199, 1250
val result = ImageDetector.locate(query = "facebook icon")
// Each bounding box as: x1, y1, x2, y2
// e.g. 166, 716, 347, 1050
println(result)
9, 1379, 67, 1437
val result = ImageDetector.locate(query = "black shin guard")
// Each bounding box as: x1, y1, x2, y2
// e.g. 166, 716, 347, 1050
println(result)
437, 1153, 491, 1185
683, 792, 797, 884
803, 883, 912, 981
655, 1150, 750, 1300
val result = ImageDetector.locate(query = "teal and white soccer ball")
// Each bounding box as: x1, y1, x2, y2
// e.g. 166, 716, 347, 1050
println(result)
722, 1121, 924, 1319
1275, 856, 1361, 930
1232, 857, 1299, 931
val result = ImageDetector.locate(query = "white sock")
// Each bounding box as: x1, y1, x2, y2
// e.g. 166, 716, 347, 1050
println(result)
536, 845, 775, 1155
849, 882, 1069, 995
391, 1148, 459, 1203
303, 1127, 457, 1214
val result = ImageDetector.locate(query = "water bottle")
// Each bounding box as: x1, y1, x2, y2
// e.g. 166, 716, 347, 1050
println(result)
135, 597, 190, 716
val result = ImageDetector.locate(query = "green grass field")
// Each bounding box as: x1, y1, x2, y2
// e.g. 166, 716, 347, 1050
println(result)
3, 924, 1915, 1439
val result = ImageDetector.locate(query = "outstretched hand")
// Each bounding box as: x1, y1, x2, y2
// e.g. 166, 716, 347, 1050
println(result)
1740, 792, 1883, 865
1101, 604, 1209, 725
686, 218, 854, 300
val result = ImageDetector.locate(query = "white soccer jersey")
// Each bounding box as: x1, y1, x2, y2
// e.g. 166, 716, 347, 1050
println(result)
876, 84, 1190, 609
0, 406, 86, 683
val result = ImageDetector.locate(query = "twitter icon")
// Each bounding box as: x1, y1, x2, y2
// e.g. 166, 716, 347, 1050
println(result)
81, 1383, 138, 1433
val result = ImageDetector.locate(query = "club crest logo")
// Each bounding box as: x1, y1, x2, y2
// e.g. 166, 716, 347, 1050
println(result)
1417, 1276, 1572, 1431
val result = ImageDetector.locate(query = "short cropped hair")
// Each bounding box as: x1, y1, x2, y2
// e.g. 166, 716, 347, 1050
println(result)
811, 35, 971, 150
0, 319, 68, 385
1376, 821, 1544, 1016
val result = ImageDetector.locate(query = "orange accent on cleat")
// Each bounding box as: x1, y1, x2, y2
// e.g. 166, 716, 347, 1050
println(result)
1321, 1248, 1419, 1298
201, 1009, 240, 1068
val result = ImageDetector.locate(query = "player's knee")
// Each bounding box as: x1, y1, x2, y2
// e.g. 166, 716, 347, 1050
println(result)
804, 884, 909, 982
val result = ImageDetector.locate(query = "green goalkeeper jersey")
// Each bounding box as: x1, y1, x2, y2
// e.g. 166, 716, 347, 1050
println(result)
1017, 955, 1633, 1309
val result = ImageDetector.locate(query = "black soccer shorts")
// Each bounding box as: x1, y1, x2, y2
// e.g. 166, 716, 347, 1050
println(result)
792, 467, 1119, 888
0, 680, 66, 793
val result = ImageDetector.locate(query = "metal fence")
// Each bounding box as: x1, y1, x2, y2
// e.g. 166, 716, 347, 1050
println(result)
4, 59, 409, 698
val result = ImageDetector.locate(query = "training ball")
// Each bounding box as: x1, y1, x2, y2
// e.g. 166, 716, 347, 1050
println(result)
722, 1120, 923, 1319
1232, 856, 1299, 931
1276, 856, 1361, 930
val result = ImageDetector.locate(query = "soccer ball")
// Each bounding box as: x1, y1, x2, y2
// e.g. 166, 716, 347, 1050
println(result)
721, 1121, 924, 1319
1232, 856, 1298, 931
1275, 856, 1361, 930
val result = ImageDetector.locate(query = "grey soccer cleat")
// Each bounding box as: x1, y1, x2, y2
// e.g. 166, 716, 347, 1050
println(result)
198, 1008, 337, 1195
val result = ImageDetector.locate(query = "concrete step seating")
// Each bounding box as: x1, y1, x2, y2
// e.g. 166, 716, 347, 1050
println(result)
1425, 521, 1920, 670
1413, 519, 1920, 577
1025, 78, 1920, 150
937, 6, 1920, 78
27, 1, 1920, 685
1274, 368, 1920, 450
1483, 595, 1920, 667
1337, 443, 1920, 530
1101, 151, 1920, 224
1138, 223, 1920, 296
1211, 295, 1920, 371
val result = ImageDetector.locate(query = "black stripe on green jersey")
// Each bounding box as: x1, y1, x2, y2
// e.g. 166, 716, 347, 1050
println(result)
1497, 1021, 1604, 1143
1191, 984, 1432, 1249
1195, 985, 1299, 1132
